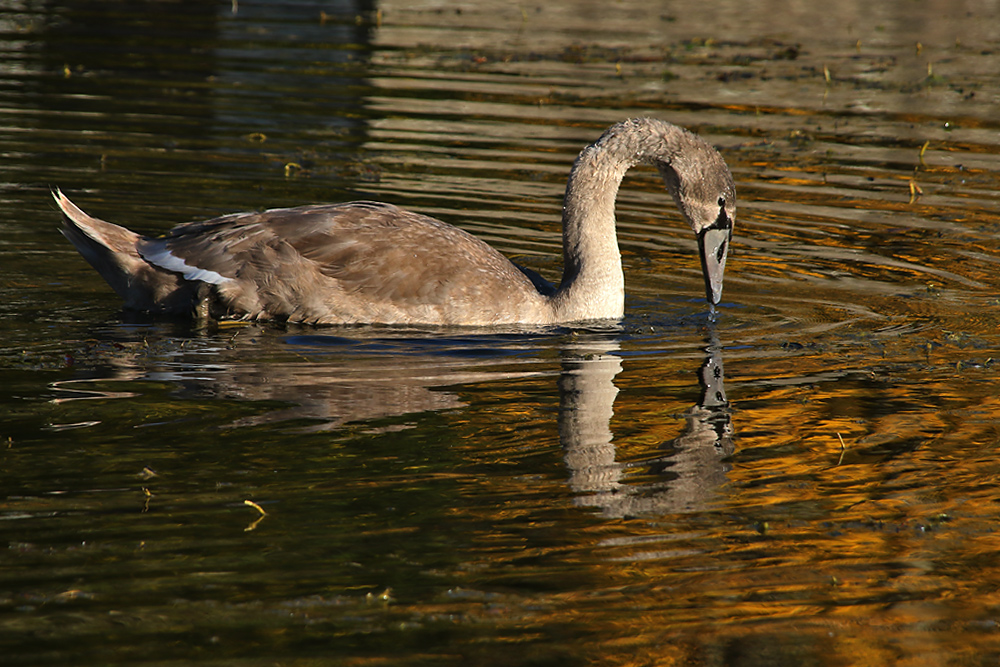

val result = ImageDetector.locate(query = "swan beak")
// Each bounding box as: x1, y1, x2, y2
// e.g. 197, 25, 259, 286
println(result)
698, 219, 731, 305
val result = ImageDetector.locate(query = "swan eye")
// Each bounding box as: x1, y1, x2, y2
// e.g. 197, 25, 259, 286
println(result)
717, 196, 726, 207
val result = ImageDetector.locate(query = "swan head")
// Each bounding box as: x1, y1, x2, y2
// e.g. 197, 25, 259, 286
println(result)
655, 145, 736, 306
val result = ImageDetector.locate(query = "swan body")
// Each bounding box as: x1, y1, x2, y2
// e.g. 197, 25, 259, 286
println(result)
56, 118, 736, 326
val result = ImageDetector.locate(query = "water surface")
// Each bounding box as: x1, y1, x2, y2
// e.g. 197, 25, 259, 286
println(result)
2, 1, 1000, 664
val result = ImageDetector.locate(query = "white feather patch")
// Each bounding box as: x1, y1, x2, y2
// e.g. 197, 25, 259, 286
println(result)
141, 245, 232, 285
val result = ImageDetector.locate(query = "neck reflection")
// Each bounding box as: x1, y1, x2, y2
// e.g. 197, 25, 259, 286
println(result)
558, 329, 733, 517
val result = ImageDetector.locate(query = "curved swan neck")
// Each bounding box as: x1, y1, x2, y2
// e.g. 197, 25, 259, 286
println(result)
554, 118, 695, 321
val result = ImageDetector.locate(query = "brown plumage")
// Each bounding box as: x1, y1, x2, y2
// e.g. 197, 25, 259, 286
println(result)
56, 118, 736, 326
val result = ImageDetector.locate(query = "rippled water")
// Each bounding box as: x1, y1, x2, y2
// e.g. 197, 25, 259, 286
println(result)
2, 1, 1000, 664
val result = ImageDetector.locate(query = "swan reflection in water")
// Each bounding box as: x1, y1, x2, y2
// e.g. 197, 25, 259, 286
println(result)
52, 326, 733, 517
560, 330, 732, 518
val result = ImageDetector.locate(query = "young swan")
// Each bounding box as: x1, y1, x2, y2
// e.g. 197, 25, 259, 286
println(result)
56, 118, 736, 326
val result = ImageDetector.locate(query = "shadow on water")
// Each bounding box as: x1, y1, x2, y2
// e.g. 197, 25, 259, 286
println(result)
9, 0, 377, 218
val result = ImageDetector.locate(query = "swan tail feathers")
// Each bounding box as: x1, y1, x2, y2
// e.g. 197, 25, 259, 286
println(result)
54, 189, 198, 314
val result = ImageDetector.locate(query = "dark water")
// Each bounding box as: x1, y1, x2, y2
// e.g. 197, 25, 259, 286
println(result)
2, 1, 1000, 664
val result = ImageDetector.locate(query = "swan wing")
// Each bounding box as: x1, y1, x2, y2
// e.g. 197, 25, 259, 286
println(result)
138, 202, 545, 323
